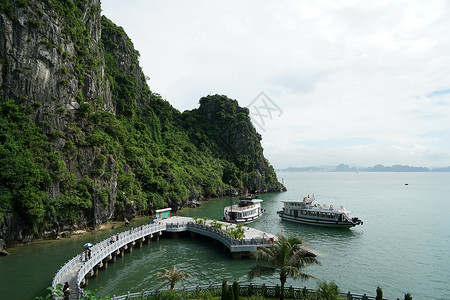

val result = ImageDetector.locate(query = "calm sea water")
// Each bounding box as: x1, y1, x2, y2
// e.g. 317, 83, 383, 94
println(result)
1, 172, 449, 299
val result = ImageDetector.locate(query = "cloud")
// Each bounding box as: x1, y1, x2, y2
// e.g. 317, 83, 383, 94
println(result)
102, 0, 450, 168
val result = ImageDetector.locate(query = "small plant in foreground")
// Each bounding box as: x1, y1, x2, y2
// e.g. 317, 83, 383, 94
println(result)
315, 281, 343, 300
376, 286, 383, 300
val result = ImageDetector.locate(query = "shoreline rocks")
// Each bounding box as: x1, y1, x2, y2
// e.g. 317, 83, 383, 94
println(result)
0, 239, 9, 255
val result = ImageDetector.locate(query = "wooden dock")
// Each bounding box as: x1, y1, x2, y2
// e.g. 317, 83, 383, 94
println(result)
52, 216, 276, 299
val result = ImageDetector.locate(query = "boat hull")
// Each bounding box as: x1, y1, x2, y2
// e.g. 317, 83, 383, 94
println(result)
277, 211, 356, 229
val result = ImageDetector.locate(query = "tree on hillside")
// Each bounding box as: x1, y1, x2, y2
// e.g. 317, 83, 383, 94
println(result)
157, 266, 192, 290
248, 234, 320, 300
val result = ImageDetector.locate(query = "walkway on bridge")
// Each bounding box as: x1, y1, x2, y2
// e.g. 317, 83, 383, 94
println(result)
52, 216, 275, 299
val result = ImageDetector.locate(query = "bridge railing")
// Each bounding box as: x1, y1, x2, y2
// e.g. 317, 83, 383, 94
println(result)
166, 221, 273, 249
51, 252, 82, 292
51, 222, 165, 298
109, 283, 397, 300
76, 222, 165, 285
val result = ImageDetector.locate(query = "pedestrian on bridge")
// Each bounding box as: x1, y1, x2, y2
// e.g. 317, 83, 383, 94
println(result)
63, 281, 70, 300
83, 248, 89, 261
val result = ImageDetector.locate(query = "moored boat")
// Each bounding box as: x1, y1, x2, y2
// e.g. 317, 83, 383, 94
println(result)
277, 194, 363, 229
223, 196, 264, 223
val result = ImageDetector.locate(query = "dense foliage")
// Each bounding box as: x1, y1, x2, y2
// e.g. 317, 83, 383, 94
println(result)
181, 94, 280, 191
0, 99, 53, 232
0, 99, 96, 232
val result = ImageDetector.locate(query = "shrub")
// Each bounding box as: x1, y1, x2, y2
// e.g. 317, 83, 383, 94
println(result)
98, 189, 109, 206
221, 280, 235, 300
28, 18, 40, 28
232, 281, 239, 300
86, 133, 105, 147
58, 67, 69, 74
221, 280, 227, 300
51, 130, 64, 138
316, 281, 341, 300
77, 102, 91, 119
376, 286, 383, 300
158, 290, 186, 300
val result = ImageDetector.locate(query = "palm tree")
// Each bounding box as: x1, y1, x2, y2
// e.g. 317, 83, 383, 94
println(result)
248, 234, 320, 300
316, 280, 341, 300
157, 266, 192, 290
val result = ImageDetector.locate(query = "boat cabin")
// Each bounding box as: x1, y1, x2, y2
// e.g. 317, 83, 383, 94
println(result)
224, 199, 264, 223
280, 200, 351, 222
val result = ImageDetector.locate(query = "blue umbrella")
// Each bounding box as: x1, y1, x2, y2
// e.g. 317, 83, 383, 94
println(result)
84, 243, 93, 247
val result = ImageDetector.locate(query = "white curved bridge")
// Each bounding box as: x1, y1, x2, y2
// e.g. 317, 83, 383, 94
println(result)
51, 216, 275, 299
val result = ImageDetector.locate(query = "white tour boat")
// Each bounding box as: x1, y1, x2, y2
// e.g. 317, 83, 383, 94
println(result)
277, 194, 363, 229
223, 195, 264, 223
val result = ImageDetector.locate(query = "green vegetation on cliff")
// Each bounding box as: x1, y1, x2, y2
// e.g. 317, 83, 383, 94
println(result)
0, 99, 53, 232
0, 1, 282, 242
181, 95, 280, 191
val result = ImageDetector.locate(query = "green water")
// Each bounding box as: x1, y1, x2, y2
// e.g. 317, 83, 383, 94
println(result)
1, 172, 450, 299
0, 220, 151, 300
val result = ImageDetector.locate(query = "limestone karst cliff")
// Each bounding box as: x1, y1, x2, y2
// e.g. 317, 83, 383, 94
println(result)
0, 0, 284, 245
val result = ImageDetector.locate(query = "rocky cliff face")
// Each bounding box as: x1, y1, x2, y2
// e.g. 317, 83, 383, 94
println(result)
181, 95, 285, 194
0, 1, 284, 246
0, 0, 118, 243
1, 0, 113, 124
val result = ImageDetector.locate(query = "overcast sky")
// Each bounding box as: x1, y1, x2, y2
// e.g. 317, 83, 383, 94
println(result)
101, 0, 450, 169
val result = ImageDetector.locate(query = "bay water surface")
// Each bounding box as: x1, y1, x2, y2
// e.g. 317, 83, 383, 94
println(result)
1, 172, 449, 299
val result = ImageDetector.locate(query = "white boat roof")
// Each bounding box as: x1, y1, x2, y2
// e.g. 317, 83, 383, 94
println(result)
241, 199, 263, 203
281, 200, 351, 213
281, 199, 308, 203
249, 199, 263, 203
306, 207, 351, 213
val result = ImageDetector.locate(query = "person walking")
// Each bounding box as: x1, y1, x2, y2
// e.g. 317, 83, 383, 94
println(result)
63, 281, 70, 300
84, 248, 89, 261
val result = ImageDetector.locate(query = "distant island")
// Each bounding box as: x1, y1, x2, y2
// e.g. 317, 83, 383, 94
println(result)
277, 163, 450, 172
